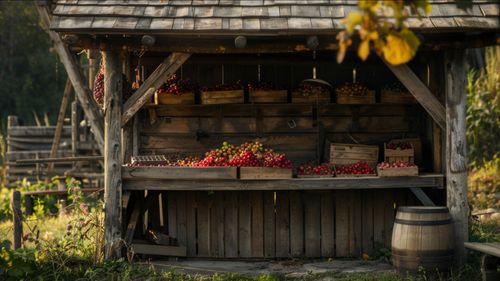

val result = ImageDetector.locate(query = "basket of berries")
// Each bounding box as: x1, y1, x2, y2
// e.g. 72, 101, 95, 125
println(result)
377, 161, 418, 177
335, 82, 375, 104
380, 82, 416, 104
292, 79, 332, 103
296, 163, 334, 178
200, 83, 244, 105
248, 81, 288, 103
334, 161, 376, 177
155, 74, 196, 105
384, 140, 415, 163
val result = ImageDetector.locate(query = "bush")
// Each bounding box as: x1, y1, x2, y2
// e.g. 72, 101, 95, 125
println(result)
468, 157, 500, 212
466, 47, 500, 168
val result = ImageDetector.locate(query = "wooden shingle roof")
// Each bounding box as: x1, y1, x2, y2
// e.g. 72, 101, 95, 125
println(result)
50, 0, 499, 34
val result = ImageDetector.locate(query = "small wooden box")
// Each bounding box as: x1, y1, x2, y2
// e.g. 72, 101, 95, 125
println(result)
291, 91, 331, 103
200, 90, 244, 105
384, 141, 415, 163
380, 89, 416, 104
329, 143, 379, 167
155, 92, 195, 105
336, 90, 376, 104
239, 167, 292, 180
377, 166, 418, 177
249, 90, 288, 103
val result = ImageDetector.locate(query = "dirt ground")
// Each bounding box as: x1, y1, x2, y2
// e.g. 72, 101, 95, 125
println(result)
151, 259, 394, 279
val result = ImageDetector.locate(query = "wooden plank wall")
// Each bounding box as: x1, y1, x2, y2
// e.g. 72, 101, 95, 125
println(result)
159, 189, 420, 258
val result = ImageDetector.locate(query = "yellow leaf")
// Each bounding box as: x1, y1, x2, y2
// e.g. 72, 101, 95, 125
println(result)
424, 3, 432, 14
344, 12, 363, 34
382, 30, 420, 65
358, 39, 370, 61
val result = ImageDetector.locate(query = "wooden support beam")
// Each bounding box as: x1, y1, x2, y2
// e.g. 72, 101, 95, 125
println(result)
445, 49, 469, 266
121, 52, 191, 126
48, 79, 72, 171
409, 187, 436, 206
36, 4, 104, 154
103, 50, 123, 259
382, 59, 446, 130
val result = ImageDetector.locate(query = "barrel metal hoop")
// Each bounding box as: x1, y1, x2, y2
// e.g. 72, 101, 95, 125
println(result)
394, 218, 452, 225
398, 206, 449, 213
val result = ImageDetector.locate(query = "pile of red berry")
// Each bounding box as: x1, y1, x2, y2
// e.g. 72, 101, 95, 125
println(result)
247, 81, 277, 91
296, 81, 330, 97
335, 161, 375, 175
377, 161, 416, 170
335, 82, 369, 96
201, 83, 242, 92
386, 142, 412, 150
191, 141, 292, 168
297, 163, 334, 176
156, 74, 196, 96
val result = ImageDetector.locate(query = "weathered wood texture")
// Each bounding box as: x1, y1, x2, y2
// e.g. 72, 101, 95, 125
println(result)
153, 189, 416, 258
12, 191, 22, 249
36, 4, 104, 154
103, 51, 123, 259
121, 53, 191, 126
445, 49, 469, 266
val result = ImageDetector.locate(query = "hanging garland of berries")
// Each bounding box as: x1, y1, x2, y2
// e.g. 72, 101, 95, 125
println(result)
93, 63, 133, 106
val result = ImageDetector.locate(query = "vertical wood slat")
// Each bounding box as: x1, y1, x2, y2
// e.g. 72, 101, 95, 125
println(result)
251, 191, 264, 257
290, 191, 304, 257
239, 191, 252, 257
149, 193, 161, 230
275, 191, 290, 258
176, 192, 187, 248
224, 192, 238, 258
361, 190, 374, 255
353, 190, 363, 256
167, 192, 177, 238
196, 192, 210, 257
335, 190, 354, 257
373, 190, 395, 250
186, 192, 197, 256
305, 192, 321, 257
321, 191, 335, 257
210, 192, 224, 257
263, 191, 276, 257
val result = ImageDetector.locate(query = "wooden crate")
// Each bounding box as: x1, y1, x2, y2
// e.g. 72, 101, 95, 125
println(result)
384, 142, 415, 163
200, 90, 244, 104
377, 166, 418, 177
249, 90, 288, 103
296, 174, 333, 178
336, 90, 376, 104
155, 92, 195, 105
399, 138, 422, 166
291, 91, 331, 103
380, 89, 416, 104
239, 167, 292, 180
329, 143, 379, 167
122, 166, 238, 179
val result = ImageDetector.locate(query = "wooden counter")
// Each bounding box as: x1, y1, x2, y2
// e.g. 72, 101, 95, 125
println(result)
122, 166, 443, 191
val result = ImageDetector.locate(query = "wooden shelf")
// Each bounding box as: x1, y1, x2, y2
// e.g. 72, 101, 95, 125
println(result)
144, 102, 419, 109
122, 167, 443, 191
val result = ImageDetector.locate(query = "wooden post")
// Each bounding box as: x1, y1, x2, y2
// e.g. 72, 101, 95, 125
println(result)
7, 115, 18, 152
103, 50, 123, 259
445, 48, 469, 266
12, 191, 22, 249
71, 101, 78, 159
48, 79, 72, 171
88, 49, 100, 91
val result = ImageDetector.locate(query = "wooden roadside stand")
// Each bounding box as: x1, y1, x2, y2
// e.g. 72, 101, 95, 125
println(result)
38, 0, 499, 266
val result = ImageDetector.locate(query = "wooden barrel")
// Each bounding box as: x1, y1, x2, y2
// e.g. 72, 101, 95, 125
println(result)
392, 206, 455, 275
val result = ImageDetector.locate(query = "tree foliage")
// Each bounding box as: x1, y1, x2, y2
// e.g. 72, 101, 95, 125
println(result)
466, 47, 500, 167
337, 0, 431, 65
0, 1, 67, 129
